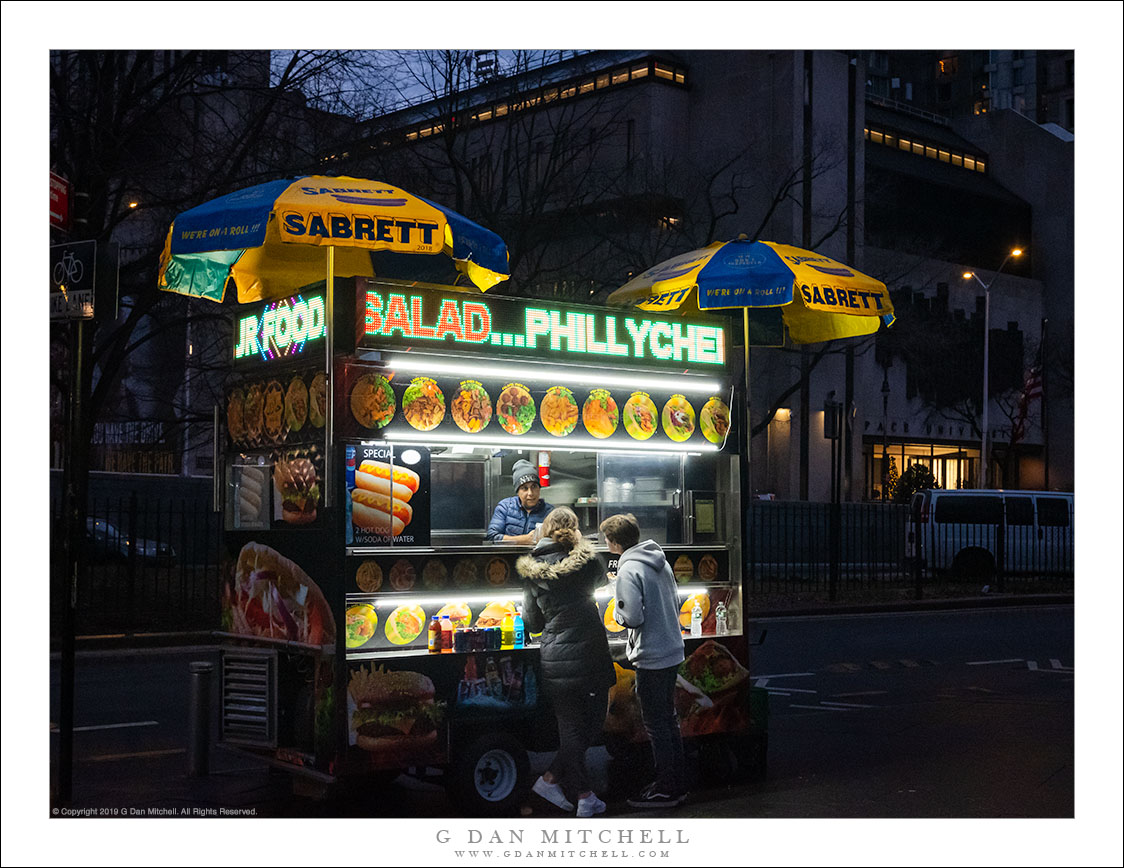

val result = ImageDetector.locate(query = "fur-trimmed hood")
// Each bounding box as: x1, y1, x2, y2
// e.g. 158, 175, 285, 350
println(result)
516, 538, 598, 585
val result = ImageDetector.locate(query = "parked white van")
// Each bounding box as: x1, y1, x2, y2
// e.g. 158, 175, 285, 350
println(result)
907, 489, 1074, 579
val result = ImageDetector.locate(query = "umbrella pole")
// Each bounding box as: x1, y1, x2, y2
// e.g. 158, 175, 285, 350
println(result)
743, 307, 752, 498
325, 246, 335, 507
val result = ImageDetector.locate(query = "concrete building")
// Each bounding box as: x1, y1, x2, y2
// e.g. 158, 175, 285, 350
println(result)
332, 48, 1073, 500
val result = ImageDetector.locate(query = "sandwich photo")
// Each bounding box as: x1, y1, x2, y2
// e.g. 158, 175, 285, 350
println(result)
349, 665, 442, 767
225, 542, 335, 646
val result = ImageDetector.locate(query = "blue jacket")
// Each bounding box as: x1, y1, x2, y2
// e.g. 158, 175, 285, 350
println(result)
487, 495, 553, 541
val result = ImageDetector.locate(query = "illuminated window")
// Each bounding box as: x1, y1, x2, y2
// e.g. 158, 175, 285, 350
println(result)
580, 79, 595, 94
975, 159, 986, 173
951, 154, 963, 167
870, 130, 885, 144
675, 71, 685, 84
963, 156, 976, 170
561, 85, 577, 99
543, 88, 559, 103
912, 142, 924, 155
898, 138, 912, 152
631, 64, 649, 79
597, 74, 610, 88
495, 104, 508, 117
612, 70, 629, 85
655, 63, 674, 80
477, 108, 492, 121
406, 131, 418, 141
938, 149, 950, 162
925, 146, 937, 159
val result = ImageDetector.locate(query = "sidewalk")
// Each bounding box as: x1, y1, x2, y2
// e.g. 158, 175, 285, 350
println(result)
50, 590, 1073, 819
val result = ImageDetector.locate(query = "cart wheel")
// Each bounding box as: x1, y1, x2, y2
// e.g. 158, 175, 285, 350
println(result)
450, 732, 529, 816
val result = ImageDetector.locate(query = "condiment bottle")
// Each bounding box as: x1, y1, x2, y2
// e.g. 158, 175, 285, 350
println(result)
501, 614, 515, 650
441, 615, 454, 652
428, 616, 443, 653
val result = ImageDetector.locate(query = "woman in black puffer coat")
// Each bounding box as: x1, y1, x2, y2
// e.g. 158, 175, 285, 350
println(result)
517, 507, 615, 817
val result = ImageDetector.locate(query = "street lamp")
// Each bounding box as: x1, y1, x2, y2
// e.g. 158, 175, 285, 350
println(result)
963, 247, 1023, 488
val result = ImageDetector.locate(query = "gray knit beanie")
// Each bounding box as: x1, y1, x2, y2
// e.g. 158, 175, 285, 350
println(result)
512, 459, 538, 490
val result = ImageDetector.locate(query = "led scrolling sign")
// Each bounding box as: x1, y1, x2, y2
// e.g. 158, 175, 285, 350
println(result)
360, 287, 728, 369
234, 293, 326, 362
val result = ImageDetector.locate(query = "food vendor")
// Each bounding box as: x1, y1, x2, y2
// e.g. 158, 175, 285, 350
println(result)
487, 459, 554, 545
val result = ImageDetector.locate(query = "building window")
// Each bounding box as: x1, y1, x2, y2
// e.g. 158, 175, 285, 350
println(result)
937, 56, 958, 77
898, 137, 912, 152
630, 63, 649, 79
654, 62, 675, 81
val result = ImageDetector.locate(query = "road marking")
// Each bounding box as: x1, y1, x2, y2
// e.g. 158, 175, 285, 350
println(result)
766, 691, 791, 697
832, 691, 889, 698
790, 704, 851, 712
754, 672, 816, 681
50, 720, 159, 733
966, 658, 1024, 666
84, 748, 185, 763
869, 660, 892, 670
1028, 659, 1072, 673
820, 700, 876, 708
825, 663, 862, 673
764, 686, 818, 694
898, 659, 921, 668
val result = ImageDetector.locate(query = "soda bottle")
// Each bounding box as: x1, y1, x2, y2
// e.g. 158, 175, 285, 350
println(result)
715, 601, 728, 635
428, 616, 443, 653
690, 599, 703, 638
441, 615, 454, 652
513, 611, 525, 649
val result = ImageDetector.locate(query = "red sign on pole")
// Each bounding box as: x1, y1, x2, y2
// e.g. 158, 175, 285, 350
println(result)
50, 171, 71, 230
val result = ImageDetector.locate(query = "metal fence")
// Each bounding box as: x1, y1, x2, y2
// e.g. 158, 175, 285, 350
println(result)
50, 493, 223, 637
745, 501, 1075, 595
745, 501, 911, 593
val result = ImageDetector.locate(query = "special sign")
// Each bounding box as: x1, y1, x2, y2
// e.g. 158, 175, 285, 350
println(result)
359, 285, 727, 369
234, 293, 326, 362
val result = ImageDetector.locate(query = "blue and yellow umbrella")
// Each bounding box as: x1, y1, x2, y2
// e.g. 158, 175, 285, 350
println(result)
158, 175, 509, 303
608, 238, 893, 344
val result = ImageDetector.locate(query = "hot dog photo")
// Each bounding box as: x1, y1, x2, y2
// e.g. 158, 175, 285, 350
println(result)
349, 446, 430, 546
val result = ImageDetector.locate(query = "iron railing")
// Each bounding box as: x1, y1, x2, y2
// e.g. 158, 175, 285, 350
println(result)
745, 501, 1074, 594
50, 493, 222, 637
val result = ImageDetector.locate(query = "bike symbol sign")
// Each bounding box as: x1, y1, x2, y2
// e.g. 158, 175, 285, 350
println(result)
50, 240, 96, 320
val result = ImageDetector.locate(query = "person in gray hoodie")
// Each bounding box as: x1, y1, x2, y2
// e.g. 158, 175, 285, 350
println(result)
601, 513, 687, 808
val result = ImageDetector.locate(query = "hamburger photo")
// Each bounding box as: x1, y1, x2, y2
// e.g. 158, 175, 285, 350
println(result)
349, 665, 442, 767
475, 599, 517, 628
274, 456, 320, 525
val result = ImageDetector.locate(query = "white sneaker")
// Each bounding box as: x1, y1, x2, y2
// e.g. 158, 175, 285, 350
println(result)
576, 793, 607, 817
532, 776, 574, 812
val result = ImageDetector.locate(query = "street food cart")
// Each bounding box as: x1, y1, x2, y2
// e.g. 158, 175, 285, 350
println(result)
215, 275, 759, 812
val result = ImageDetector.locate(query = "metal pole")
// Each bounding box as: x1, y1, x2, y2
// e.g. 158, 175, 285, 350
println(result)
325, 247, 335, 507
57, 315, 89, 807
188, 661, 213, 776
981, 286, 990, 488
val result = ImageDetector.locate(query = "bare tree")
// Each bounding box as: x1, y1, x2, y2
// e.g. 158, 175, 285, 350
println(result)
50, 50, 386, 465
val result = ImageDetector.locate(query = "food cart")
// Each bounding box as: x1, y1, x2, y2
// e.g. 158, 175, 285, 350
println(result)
216, 273, 761, 812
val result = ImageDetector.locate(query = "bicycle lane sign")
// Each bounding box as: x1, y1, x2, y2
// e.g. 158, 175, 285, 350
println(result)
50, 240, 97, 320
